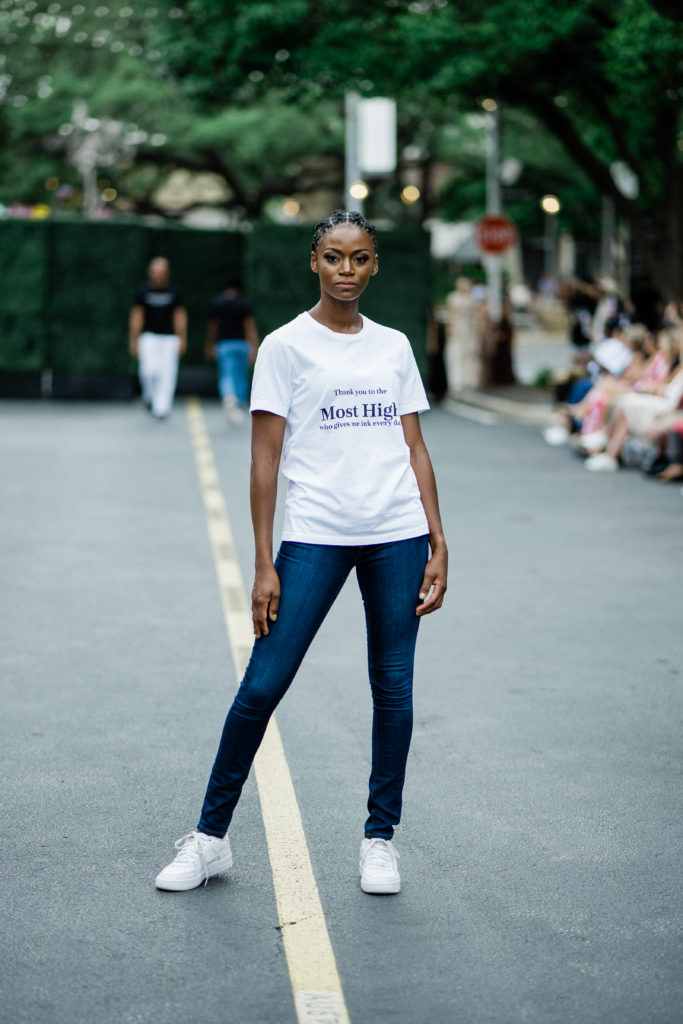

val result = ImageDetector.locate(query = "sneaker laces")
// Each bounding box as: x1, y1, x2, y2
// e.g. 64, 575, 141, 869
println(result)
364, 838, 399, 870
172, 831, 211, 886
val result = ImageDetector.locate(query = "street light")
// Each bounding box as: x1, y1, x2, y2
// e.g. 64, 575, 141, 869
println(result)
349, 181, 370, 201
541, 194, 561, 215
400, 185, 420, 204
345, 92, 396, 214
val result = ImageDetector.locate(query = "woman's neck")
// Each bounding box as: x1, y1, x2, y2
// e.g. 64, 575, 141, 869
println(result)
308, 297, 363, 334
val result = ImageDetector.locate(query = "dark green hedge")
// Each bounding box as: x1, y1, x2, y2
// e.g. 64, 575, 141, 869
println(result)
0, 219, 429, 379
150, 224, 244, 365
0, 220, 245, 374
0, 221, 49, 370
49, 222, 149, 372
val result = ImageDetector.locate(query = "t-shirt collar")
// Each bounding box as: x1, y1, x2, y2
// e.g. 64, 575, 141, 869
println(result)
304, 311, 367, 338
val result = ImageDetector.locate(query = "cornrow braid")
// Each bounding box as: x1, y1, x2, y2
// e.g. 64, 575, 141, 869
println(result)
311, 209, 378, 253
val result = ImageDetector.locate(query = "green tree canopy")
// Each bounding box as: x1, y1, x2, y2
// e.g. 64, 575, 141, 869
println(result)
160, 0, 682, 296
0, 1, 343, 218
3, 1, 681, 296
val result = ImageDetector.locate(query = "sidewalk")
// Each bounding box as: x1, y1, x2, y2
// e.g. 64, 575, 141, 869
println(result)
447, 327, 570, 425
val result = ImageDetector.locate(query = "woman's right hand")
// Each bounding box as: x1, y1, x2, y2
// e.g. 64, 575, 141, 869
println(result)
252, 564, 281, 638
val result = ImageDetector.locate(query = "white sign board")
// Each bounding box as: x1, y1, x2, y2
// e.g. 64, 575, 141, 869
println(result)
358, 98, 397, 175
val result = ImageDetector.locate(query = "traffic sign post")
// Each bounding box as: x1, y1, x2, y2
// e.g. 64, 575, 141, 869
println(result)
475, 214, 517, 256
479, 102, 517, 387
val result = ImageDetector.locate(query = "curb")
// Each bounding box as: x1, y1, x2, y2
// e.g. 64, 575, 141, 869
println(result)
444, 388, 552, 426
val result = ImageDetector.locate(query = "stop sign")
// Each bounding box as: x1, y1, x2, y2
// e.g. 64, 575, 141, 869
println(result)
475, 215, 517, 255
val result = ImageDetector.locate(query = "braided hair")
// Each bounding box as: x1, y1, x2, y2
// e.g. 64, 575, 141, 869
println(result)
311, 210, 377, 253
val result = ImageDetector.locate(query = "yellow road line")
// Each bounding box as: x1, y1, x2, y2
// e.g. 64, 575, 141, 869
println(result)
186, 399, 351, 1024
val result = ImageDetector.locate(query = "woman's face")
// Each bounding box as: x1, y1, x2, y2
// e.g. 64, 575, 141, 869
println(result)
311, 223, 378, 302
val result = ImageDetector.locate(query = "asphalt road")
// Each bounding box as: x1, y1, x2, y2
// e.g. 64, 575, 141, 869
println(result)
1, 397, 681, 1024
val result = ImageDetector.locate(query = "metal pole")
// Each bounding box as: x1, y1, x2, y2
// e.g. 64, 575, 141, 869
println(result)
544, 213, 558, 276
600, 196, 615, 279
345, 91, 362, 214
485, 105, 502, 321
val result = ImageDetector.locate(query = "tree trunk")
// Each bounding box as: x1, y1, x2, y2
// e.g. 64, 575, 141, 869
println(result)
527, 93, 683, 301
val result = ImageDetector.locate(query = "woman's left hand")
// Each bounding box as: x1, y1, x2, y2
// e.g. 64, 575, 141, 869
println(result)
416, 546, 448, 616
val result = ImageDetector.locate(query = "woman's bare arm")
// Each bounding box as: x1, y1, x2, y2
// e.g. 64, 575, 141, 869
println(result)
401, 412, 448, 615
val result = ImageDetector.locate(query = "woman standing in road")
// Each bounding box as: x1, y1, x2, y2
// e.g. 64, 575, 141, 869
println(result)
155, 210, 448, 895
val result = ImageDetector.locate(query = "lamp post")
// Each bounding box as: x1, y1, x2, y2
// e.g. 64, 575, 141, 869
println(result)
345, 93, 396, 214
345, 92, 363, 214
607, 162, 639, 294
540, 193, 561, 277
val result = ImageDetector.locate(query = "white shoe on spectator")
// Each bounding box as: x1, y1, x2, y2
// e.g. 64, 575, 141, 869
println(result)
579, 429, 607, 453
359, 838, 401, 894
585, 453, 618, 472
155, 831, 233, 891
542, 425, 570, 446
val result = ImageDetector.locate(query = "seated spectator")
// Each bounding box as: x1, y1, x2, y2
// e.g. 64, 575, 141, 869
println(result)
553, 348, 595, 406
576, 325, 676, 453
663, 301, 683, 328
542, 322, 649, 447
642, 414, 683, 481
585, 355, 683, 472
543, 324, 682, 451
659, 422, 683, 481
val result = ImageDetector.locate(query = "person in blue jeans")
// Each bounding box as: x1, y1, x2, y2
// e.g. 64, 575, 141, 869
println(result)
205, 279, 258, 424
156, 211, 448, 895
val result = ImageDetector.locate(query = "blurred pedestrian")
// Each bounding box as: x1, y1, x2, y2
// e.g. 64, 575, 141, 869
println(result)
129, 257, 187, 419
445, 276, 478, 394
205, 278, 258, 424
155, 210, 448, 897
591, 276, 626, 344
480, 291, 515, 387
426, 301, 448, 403
561, 276, 596, 348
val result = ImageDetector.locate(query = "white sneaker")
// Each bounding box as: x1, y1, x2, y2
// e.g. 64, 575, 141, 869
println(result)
359, 838, 401, 894
155, 831, 233, 891
542, 425, 570, 446
222, 395, 245, 425
585, 452, 618, 472
579, 429, 608, 453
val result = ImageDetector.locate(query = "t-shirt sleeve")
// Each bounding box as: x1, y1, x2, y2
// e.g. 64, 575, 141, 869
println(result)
249, 335, 292, 417
398, 336, 430, 415
133, 288, 146, 307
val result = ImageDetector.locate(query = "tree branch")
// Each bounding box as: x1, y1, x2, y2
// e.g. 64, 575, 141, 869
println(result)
521, 92, 677, 290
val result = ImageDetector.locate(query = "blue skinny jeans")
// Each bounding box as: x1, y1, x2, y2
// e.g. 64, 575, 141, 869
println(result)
198, 535, 429, 840
215, 339, 250, 404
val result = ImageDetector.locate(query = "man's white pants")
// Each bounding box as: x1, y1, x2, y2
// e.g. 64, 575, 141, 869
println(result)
138, 332, 181, 418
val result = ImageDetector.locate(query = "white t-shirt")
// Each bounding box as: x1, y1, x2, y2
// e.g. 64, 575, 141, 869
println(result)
250, 312, 430, 545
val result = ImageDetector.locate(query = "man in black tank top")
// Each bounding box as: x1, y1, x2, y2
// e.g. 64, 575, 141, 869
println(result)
129, 257, 187, 419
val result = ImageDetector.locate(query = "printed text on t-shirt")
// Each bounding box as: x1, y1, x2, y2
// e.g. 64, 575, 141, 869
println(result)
320, 386, 400, 429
